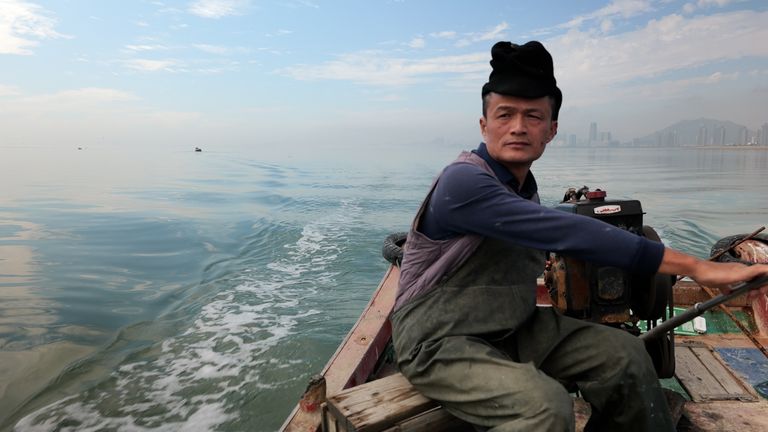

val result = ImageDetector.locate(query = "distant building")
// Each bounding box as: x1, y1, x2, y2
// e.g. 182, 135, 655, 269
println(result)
589, 122, 598, 145
761, 123, 768, 146
738, 126, 748, 145
713, 125, 726, 145
697, 126, 708, 146
568, 134, 577, 147
665, 130, 679, 147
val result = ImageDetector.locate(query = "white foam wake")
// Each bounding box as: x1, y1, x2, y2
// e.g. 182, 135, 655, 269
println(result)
15, 200, 362, 431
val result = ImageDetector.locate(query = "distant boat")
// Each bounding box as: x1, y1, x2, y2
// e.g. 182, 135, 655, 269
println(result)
194, 147, 202, 152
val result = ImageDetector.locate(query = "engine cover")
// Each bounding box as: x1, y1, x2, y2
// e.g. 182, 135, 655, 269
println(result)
546, 189, 667, 324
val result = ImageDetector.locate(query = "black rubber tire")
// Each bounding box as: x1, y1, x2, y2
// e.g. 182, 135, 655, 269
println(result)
710, 233, 768, 265
382, 232, 407, 266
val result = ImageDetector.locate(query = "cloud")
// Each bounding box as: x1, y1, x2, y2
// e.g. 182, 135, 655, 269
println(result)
550, 9, 768, 108
430, 31, 456, 39
15, 88, 139, 107
124, 44, 170, 52
275, 6, 768, 137
276, 51, 487, 86
615, 70, 741, 102
193, 43, 237, 55
455, 22, 508, 47
0, 84, 21, 96
188, 0, 249, 18
408, 37, 425, 49
0, 0, 69, 55
683, 0, 736, 14
696, 0, 735, 7
264, 29, 293, 37
562, 0, 653, 30
123, 58, 178, 72
279, 0, 319, 9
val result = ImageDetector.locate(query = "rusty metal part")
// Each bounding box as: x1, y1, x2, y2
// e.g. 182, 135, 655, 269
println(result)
547, 255, 591, 317
733, 240, 768, 264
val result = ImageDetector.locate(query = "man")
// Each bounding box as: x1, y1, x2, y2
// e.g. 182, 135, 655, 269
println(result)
391, 41, 768, 432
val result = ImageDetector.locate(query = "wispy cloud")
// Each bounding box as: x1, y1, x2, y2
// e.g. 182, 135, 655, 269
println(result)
279, 0, 319, 9
193, 43, 247, 55
124, 44, 170, 52
188, 0, 249, 18
193, 44, 229, 55
407, 37, 425, 49
455, 22, 508, 47
683, 0, 736, 14
562, 0, 653, 30
123, 58, 178, 72
276, 51, 487, 86
276, 7, 768, 107
0, 84, 21, 97
17, 87, 139, 106
430, 31, 456, 39
0, 0, 69, 55
551, 10, 768, 107
264, 29, 293, 37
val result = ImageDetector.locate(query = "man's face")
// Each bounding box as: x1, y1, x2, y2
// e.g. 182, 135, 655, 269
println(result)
479, 93, 558, 173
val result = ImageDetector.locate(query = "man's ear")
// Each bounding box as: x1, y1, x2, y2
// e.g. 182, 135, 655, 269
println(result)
479, 116, 487, 139
547, 121, 558, 143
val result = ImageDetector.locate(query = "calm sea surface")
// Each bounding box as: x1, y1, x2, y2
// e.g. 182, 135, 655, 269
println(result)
1, 144, 767, 431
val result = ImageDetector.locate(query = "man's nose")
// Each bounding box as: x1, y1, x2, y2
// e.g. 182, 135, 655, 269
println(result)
509, 114, 526, 133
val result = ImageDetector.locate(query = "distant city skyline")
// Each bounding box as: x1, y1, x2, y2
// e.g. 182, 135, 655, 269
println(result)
556, 117, 768, 147
1, 1, 768, 156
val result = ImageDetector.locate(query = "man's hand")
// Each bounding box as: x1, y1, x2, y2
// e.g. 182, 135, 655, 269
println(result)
658, 248, 768, 298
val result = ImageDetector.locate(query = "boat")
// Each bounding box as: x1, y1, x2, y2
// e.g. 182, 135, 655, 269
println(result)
280, 233, 768, 432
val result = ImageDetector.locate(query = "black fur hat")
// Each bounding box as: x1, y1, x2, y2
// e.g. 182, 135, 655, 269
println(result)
482, 41, 562, 120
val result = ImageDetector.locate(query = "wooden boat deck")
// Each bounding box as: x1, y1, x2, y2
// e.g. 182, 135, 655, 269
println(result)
281, 267, 768, 432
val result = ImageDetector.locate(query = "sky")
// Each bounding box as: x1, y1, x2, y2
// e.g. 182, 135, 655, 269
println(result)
1, 0, 767, 154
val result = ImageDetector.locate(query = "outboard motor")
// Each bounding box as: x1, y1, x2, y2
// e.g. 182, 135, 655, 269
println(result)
544, 187, 676, 378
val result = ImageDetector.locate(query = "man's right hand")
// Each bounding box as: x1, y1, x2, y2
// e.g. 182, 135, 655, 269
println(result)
658, 248, 768, 297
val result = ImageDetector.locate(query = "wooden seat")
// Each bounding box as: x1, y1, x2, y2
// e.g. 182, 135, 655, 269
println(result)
321, 373, 471, 432
320, 372, 687, 432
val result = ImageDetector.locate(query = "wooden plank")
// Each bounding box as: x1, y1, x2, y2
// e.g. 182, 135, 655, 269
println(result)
326, 373, 438, 432
380, 407, 470, 432
691, 346, 748, 396
676, 345, 725, 401
675, 343, 756, 401
282, 266, 400, 432
322, 403, 340, 432
683, 400, 768, 431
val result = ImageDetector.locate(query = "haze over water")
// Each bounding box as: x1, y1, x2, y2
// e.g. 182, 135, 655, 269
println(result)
1, 143, 766, 431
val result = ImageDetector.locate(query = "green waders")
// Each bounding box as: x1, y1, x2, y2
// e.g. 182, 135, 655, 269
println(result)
391, 238, 674, 432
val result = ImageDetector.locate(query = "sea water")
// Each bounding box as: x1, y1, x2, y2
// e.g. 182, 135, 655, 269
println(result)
1, 144, 766, 431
